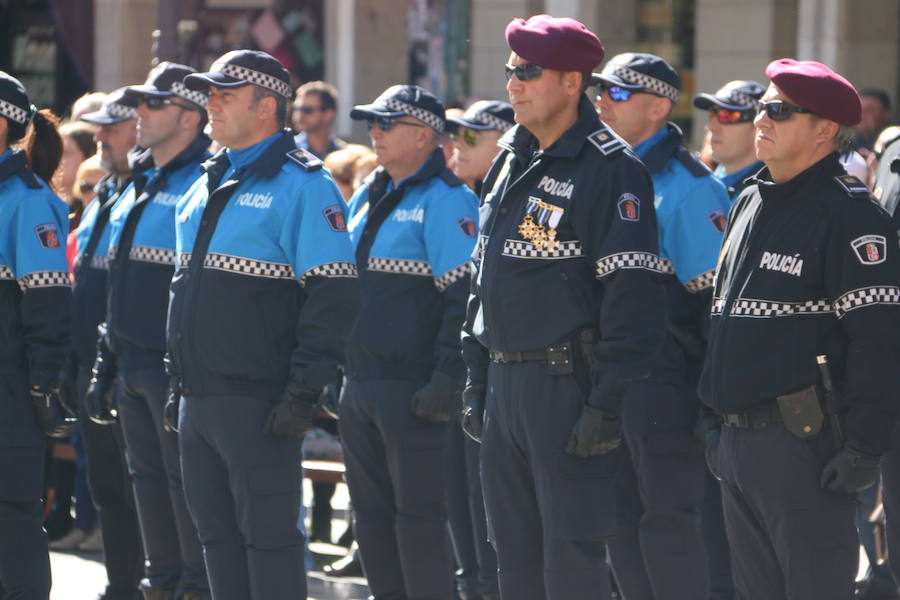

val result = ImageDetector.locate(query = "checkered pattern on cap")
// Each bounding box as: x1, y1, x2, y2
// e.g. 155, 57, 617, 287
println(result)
435, 263, 470, 292
367, 257, 433, 277
107, 102, 137, 119
594, 252, 664, 279
0, 265, 13, 281
129, 246, 176, 266
728, 298, 833, 318
18, 270, 71, 292
217, 63, 292, 99
203, 252, 296, 280
472, 111, 513, 133
611, 66, 678, 102
833, 286, 900, 318
300, 262, 358, 287
685, 270, 716, 294
0, 99, 28, 124
502, 239, 583, 259
383, 98, 445, 133
725, 90, 761, 109
171, 82, 208, 107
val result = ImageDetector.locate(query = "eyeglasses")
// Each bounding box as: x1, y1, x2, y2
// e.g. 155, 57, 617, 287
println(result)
596, 84, 647, 102
757, 100, 813, 121
78, 181, 98, 193
294, 106, 322, 115
141, 96, 197, 111
365, 116, 427, 132
708, 108, 755, 124
504, 63, 543, 82
450, 128, 480, 147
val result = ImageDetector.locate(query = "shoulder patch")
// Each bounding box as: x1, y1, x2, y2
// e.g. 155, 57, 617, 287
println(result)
708, 209, 727, 234
851, 234, 886, 265
587, 126, 627, 156
286, 148, 323, 171
617, 193, 640, 221
322, 204, 347, 232
34, 223, 61, 249
834, 174, 869, 199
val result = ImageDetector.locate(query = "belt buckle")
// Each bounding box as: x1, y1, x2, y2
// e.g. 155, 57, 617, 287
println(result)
546, 342, 573, 375
724, 413, 749, 428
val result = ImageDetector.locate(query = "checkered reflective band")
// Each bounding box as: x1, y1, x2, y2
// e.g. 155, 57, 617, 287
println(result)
612, 67, 678, 102
658, 258, 676, 275
129, 245, 176, 265
711, 297, 725, 315
474, 111, 513, 133
107, 102, 136, 119
502, 239, 583, 259
435, 263, 470, 292
473, 235, 488, 263
203, 252, 296, 279
833, 286, 900, 318
171, 82, 208, 107
300, 262, 358, 287
0, 99, 28, 124
90, 255, 110, 270
217, 63, 292, 99
685, 269, 716, 294
0, 265, 13, 281
383, 98, 445, 132
178, 253, 192, 270
367, 257, 432, 277
594, 251, 664, 279
727, 298, 833, 318
18, 270, 70, 292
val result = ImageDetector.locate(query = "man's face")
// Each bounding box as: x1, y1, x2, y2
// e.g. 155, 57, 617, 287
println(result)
753, 84, 819, 166
858, 95, 891, 139
206, 85, 262, 150
94, 119, 137, 174
293, 92, 333, 134
368, 115, 428, 173
596, 85, 662, 146
452, 127, 501, 185
506, 52, 569, 132
135, 96, 193, 149
705, 109, 756, 168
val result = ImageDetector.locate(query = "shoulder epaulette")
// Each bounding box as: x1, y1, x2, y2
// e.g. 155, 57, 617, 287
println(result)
587, 125, 627, 157
675, 146, 713, 178
286, 148, 323, 171
833, 174, 870, 199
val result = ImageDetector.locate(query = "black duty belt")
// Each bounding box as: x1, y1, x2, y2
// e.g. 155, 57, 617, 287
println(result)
489, 341, 581, 369
721, 401, 782, 430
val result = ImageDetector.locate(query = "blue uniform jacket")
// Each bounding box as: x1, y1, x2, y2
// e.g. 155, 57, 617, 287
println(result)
0, 150, 71, 444
715, 160, 763, 202
462, 96, 667, 414
635, 124, 730, 380
106, 136, 210, 361
167, 131, 359, 398
345, 148, 479, 382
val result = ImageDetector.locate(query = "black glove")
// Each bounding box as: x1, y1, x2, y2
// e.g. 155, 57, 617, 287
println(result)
85, 357, 117, 425
461, 384, 486, 442
31, 386, 77, 438
411, 371, 462, 422
318, 384, 340, 419
58, 351, 79, 416
163, 377, 181, 433
820, 445, 879, 493
263, 382, 319, 436
565, 406, 621, 458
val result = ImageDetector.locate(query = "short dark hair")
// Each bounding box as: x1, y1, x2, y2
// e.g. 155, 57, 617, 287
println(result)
252, 85, 288, 129
860, 88, 892, 112
296, 80, 338, 112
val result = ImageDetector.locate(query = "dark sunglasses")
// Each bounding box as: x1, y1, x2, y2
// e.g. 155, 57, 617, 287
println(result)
450, 128, 480, 147
365, 116, 427, 132
504, 63, 543, 82
141, 96, 197, 111
294, 106, 322, 115
597, 84, 647, 102
757, 100, 813, 121
709, 108, 755, 124
78, 181, 98, 193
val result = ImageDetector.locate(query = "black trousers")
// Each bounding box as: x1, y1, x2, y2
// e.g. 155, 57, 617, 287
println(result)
481, 362, 614, 600
878, 422, 900, 585
340, 377, 454, 600
712, 422, 857, 600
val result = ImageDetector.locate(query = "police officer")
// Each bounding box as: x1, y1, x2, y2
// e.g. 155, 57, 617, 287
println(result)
461, 16, 667, 600
445, 100, 513, 600
593, 52, 729, 600
342, 84, 478, 600
89, 62, 212, 600
0, 71, 73, 599
872, 132, 900, 224
73, 88, 147, 600
693, 80, 766, 202
700, 59, 900, 600
174, 50, 359, 600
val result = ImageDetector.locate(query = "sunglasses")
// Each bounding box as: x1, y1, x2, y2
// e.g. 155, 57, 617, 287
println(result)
757, 100, 813, 121
708, 108, 755, 124
78, 181, 98, 193
366, 116, 427, 132
141, 96, 197, 111
504, 63, 544, 82
597, 84, 647, 102
294, 106, 322, 115
450, 128, 480, 147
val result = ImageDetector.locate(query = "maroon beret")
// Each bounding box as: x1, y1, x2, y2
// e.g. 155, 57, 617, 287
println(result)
765, 58, 861, 126
505, 14, 605, 73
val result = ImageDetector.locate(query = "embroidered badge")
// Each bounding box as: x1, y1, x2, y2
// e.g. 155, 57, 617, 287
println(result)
322, 204, 347, 232
518, 197, 565, 251
34, 223, 60, 249
617, 193, 640, 222
708, 209, 727, 234
851, 235, 886, 265
457, 216, 477, 238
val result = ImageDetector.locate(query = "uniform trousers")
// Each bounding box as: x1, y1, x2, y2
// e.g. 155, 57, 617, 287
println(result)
480, 362, 615, 600
713, 422, 857, 600
878, 422, 900, 585
179, 394, 304, 600
340, 377, 454, 600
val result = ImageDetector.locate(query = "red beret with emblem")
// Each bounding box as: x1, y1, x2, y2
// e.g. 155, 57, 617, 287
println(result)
765, 58, 861, 126
505, 15, 605, 73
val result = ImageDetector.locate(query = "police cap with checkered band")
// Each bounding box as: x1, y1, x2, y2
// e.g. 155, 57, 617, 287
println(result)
0, 70, 31, 127
592, 53, 681, 103
693, 80, 766, 112
125, 61, 209, 108
446, 100, 515, 133
183, 50, 293, 100
350, 84, 446, 133
81, 87, 140, 125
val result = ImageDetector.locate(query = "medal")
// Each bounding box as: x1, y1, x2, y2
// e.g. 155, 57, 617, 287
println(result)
517, 197, 565, 251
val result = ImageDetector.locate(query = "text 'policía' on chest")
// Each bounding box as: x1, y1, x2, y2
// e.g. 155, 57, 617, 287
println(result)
235, 192, 274, 209
537, 175, 574, 200
393, 206, 424, 223
759, 251, 804, 277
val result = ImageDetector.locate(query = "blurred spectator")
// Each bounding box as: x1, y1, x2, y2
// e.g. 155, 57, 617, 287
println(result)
69, 92, 107, 122
293, 80, 346, 159
353, 153, 378, 189
56, 120, 97, 210
323, 144, 374, 202
855, 89, 893, 151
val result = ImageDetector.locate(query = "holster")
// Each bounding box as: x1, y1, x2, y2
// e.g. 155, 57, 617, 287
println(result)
775, 384, 824, 440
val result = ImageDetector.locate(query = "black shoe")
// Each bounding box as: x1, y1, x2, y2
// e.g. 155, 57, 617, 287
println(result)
335, 525, 354, 548
323, 551, 364, 578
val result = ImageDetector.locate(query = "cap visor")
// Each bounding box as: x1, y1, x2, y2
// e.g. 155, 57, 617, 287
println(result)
350, 104, 406, 121
693, 93, 751, 112
123, 85, 172, 98
80, 111, 130, 125
183, 72, 248, 92
446, 117, 493, 131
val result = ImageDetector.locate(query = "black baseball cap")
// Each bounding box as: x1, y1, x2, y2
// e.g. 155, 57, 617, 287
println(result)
81, 87, 139, 125
350, 85, 446, 132
447, 100, 515, 133
0, 70, 31, 125
125, 62, 208, 108
184, 50, 292, 99
693, 80, 766, 112
592, 53, 680, 102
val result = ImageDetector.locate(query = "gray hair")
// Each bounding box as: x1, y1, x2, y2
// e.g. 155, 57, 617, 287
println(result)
833, 124, 855, 154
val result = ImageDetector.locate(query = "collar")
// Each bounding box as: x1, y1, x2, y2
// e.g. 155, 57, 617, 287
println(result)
133, 135, 211, 196
370, 148, 455, 200
498, 95, 602, 162
750, 152, 843, 203
634, 123, 683, 173
0, 149, 40, 189
716, 160, 763, 190
202, 130, 297, 186
226, 131, 283, 172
